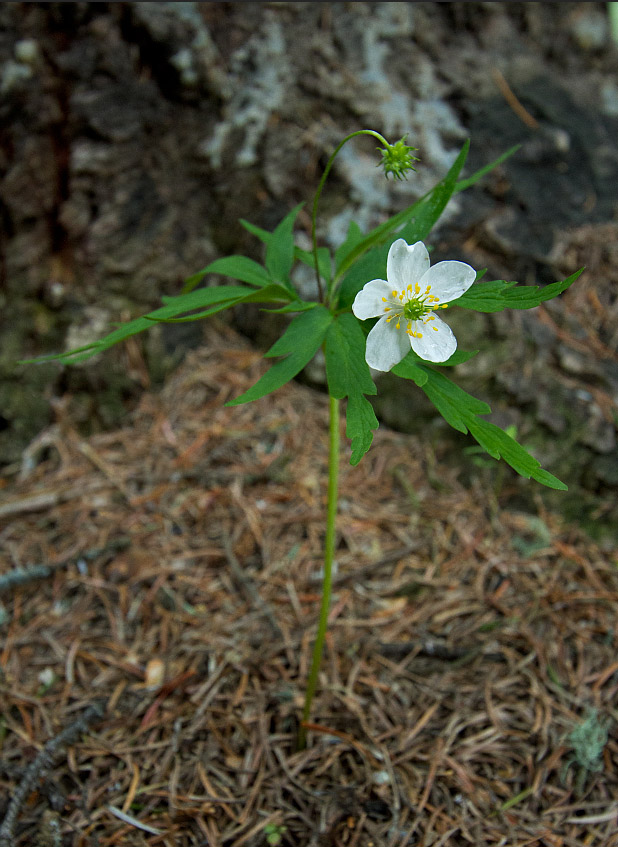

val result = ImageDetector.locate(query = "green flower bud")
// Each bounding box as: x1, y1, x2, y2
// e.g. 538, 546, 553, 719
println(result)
378, 136, 419, 180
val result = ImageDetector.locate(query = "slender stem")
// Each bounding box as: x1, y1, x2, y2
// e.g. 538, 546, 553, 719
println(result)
298, 394, 340, 750
610, 2, 618, 45
311, 130, 390, 304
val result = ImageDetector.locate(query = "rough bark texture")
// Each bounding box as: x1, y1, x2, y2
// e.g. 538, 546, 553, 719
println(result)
2, 2, 617, 531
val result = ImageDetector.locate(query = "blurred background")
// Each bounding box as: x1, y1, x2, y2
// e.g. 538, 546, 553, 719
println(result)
2, 2, 617, 538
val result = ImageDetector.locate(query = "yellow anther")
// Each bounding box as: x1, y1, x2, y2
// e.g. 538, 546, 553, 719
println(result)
441, 304, 448, 309
432, 326, 438, 331
392, 290, 398, 297
384, 306, 390, 312
382, 296, 387, 302
415, 283, 420, 294
396, 321, 400, 329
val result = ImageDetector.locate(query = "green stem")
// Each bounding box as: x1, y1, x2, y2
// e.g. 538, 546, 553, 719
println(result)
298, 394, 340, 750
311, 130, 390, 304
610, 3, 618, 45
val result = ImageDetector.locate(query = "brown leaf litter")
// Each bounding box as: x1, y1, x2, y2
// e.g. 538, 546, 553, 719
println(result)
1, 322, 617, 847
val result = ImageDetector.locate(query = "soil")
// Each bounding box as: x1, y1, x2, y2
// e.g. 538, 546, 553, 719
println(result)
1, 324, 618, 847
1, 3, 618, 846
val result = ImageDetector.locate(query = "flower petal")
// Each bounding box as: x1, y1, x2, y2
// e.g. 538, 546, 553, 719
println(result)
365, 315, 412, 372
419, 260, 476, 303
410, 315, 457, 363
352, 278, 391, 320
387, 240, 430, 290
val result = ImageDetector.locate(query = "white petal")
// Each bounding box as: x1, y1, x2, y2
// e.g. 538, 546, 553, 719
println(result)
419, 260, 476, 303
387, 240, 430, 290
365, 316, 411, 372
410, 315, 457, 363
352, 278, 392, 320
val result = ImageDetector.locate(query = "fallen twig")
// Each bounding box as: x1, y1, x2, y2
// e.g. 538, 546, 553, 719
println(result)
0, 537, 131, 596
0, 702, 105, 847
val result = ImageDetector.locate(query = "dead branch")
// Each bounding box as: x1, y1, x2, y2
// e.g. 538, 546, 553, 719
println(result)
0, 702, 105, 847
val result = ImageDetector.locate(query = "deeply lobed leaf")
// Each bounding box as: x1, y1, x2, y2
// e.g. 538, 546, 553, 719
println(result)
325, 314, 378, 465
21, 286, 260, 365
226, 306, 333, 406
456, 269, 584, 312
394, 363, 567, 489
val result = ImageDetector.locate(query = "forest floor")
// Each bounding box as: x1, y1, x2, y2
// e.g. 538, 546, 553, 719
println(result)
1, 322, 617, 847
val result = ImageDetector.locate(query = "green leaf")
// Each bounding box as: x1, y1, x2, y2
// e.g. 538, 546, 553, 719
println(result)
396, 141, 469, 245
146, 284, 292, 323
417, 367, 491, 433
239, 218, 272, 246
226, 305, 333, 406
334, 220, 365, 271
336, 140, 470, 308
262, 300, 319, 314
183, 256, 272, 293
391, 355, 429, 388
454, 144, 521, 193
21, 284, 295, 365
440, 349, 479, 366
455, 269, 584, 312
21, 286, 256, 365
144, 298, 249, 323
394, 347, 479, 371
394, 364, 567, 489
265, 203, 304, 285
325, 314, 376, 399
150, 285, 255, 317
294, 245, 332, 286
466, 418, 567, 490
346, 393, 379, 466
324, 314, 378, 465
241, 210, 332, 288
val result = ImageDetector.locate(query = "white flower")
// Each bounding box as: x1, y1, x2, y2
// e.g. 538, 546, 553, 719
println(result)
352, 239, 476, 371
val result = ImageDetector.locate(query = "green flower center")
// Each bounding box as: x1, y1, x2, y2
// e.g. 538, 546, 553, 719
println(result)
403, 297, 429, 321
382, 283, 448, 339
